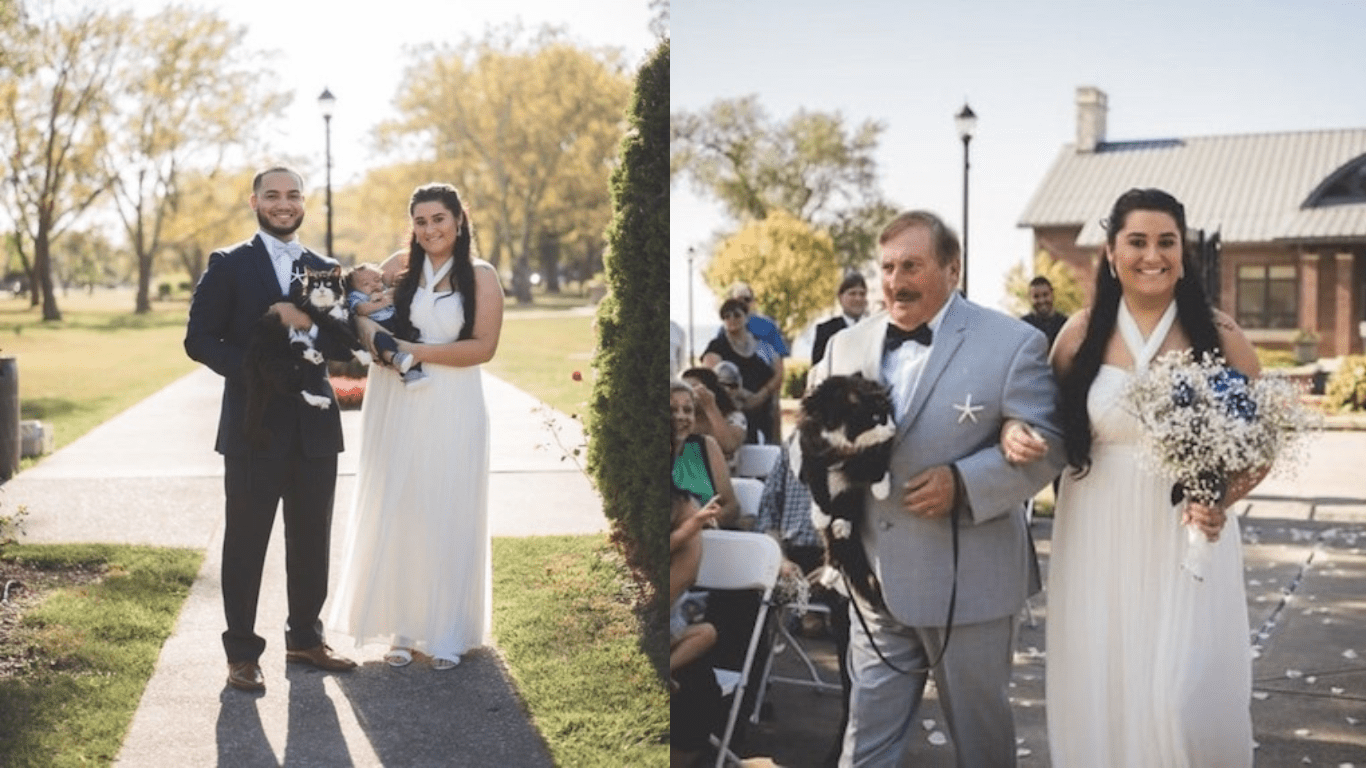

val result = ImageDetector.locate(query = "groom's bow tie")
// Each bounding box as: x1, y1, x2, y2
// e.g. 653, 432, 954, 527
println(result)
884, 322, 932, 352
282, 241, 303, 260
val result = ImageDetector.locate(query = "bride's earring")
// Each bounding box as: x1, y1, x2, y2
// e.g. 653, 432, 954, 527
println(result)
1107, 259, 1117, 279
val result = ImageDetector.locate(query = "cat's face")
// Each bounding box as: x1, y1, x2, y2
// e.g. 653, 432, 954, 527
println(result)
302, 268, 343, 310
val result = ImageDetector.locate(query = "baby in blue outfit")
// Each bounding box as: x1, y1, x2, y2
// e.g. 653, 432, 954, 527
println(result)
344, 263, 427, 387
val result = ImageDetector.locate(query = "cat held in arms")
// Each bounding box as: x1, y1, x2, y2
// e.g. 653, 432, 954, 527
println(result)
798, 374, 897, 608
243, 260, 372, 449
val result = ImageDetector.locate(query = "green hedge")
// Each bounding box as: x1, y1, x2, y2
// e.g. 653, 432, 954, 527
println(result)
1324, 355, 1366, 412
586, 40, 669, 673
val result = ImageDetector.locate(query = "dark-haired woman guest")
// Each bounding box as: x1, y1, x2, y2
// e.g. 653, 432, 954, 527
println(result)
702, 298, 782, 444
1035, 188, 1263, 767
328, 182, 504, 671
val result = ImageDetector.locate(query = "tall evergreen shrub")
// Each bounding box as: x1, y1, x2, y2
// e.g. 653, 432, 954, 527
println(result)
587, 40, 669, 640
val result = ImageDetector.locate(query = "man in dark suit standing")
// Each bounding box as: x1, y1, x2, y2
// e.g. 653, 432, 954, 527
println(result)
1020, 275, 1067, 349
811, 272, 869, 365
185, 166, 357, 693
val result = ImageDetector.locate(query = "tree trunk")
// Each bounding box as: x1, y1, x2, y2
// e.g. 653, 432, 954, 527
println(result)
538, 230, 561, 293
135, 252, 152, 313
34, 231, 62, 321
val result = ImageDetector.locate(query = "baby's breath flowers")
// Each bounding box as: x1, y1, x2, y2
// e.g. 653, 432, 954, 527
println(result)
1124, 350, 1319, 579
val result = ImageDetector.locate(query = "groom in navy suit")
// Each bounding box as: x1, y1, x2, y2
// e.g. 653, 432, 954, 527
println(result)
185, 166, 357, 692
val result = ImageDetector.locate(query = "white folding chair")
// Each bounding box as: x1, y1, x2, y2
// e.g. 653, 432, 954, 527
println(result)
730, 477, 765, 522
733, 443, 781, 480
753, 571, 843, 713
695, 529, 783, 768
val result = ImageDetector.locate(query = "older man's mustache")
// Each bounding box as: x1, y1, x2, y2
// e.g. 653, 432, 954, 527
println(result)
891, 289, 921, 303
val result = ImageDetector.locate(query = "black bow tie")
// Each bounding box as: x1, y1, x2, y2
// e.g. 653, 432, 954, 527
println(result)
884, 323, 932, 352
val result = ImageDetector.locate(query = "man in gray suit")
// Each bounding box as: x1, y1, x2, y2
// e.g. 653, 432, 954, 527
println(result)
808, 210, 1064, 768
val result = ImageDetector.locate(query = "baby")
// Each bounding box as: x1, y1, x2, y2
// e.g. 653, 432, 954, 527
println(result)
343, 263, 427, 387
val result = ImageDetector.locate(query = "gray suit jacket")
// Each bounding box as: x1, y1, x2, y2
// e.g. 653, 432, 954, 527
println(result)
809, 296, 1065, 627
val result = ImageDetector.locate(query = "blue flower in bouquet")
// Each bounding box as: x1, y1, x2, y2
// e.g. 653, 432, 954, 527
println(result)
1208, 367, 1257, 421
1172, 378, 1196, 408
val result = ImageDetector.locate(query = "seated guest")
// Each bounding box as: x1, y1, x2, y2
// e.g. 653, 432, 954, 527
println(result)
671, 379, 739, 527
671, 489, 719, 690
682, 366, 746, 463
670, 484, 723, 767
703, 299, 782, 445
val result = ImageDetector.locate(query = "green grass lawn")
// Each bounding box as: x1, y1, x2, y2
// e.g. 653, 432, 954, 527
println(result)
0, 287, 664, 766
0, 544, 203, 767
486, 312, 597, 421
0, 294, 198, 456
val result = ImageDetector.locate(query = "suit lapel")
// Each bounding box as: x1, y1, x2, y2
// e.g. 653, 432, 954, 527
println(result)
895, 297, 969, 445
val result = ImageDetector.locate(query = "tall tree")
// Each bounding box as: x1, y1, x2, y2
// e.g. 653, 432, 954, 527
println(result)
672, 95, 893, 271
0, 4, 128, 320
160, 166, 258, 287
104, 6, 288, 313
706, 210, 841, 339
381, 25, 632, 303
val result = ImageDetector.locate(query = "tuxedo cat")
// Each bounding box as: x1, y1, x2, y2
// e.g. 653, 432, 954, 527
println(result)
243, 263, 372, 449
798, 374, 896, 609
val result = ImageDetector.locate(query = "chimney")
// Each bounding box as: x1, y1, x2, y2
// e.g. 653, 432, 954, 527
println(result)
1076, 86, 1108, 153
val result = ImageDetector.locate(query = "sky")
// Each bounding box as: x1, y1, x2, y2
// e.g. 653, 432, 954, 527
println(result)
671, 0, 1366, 360
114, 0, 659, 187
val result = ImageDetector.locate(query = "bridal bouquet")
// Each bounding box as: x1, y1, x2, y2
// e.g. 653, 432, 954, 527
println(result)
1124, 350, 1318, 580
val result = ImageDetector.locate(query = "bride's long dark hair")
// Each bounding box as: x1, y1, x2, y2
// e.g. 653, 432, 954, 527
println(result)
393, 183, 477, 342
1059, 188, 1223, 476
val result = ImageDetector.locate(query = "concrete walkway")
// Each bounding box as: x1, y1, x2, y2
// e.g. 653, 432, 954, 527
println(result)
729, 429, 1366, 767
3, 365, 607, 767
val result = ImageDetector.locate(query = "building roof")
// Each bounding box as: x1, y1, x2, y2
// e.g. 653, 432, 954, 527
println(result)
1018, 128, 1366, 247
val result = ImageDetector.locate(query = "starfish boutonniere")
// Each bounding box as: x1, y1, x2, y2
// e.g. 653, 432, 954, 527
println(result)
953, 393, 983, 424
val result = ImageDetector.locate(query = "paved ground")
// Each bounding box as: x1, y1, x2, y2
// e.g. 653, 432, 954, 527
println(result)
721, 430, 1366, 767
3, 364, 607, 767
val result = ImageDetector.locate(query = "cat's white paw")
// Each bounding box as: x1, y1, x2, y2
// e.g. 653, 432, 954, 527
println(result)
303, 349, 324, 365
832, 519, 852, 539
871, 475, 890, 500
810, 507, 832, 531
301, 392, 332, 409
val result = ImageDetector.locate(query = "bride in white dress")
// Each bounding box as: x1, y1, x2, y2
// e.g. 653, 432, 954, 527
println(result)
328, 183, 504, 670
1044, 189, 1263, 767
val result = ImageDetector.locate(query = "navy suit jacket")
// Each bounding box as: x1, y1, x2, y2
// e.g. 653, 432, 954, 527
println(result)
184, 234, 348, 459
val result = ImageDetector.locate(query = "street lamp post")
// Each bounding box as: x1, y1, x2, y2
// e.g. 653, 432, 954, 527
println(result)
687, 246, 696, 365
955, 102, 977, 298
317, 87, 336, 259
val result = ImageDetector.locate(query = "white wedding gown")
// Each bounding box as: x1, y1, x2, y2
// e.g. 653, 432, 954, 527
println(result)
327, 259, 491, 661
1046, 302, 1253, 767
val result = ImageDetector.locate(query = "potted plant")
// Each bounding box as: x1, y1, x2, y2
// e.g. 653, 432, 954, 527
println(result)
1293, 329, 1319, 364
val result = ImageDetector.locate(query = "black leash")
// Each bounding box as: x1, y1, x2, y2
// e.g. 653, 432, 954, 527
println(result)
846, 502, 960, 675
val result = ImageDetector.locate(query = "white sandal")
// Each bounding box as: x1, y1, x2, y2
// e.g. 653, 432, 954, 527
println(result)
431, 655, 460, 670
384, 648, 413, 667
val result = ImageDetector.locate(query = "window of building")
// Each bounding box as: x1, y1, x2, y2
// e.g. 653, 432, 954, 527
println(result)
1236, 264, 1298, 329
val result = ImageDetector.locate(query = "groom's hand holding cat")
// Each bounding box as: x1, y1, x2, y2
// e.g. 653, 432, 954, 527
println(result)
269, 301, 312, 331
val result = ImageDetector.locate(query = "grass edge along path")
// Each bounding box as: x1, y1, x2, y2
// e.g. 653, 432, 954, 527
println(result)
0, 544, 203, 767
492, 534, 669, 768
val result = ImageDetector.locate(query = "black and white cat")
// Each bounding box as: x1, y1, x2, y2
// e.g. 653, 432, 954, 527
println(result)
242, 263, 372, 449
798, 373, 896, 609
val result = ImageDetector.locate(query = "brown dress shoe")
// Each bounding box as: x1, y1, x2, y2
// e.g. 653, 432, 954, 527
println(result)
285, 644, 357, 671
227, 661, 265, 692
